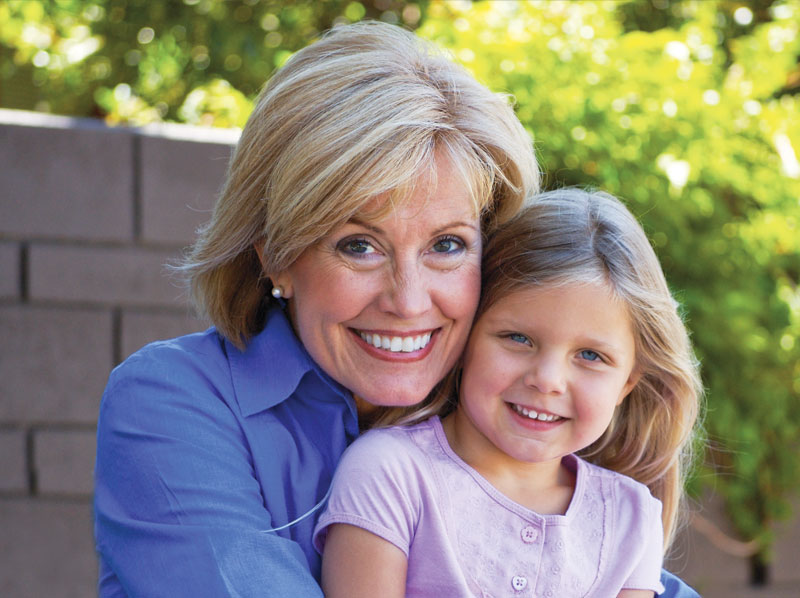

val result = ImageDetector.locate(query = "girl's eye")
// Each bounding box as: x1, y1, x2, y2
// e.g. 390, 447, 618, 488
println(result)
580, 349, 602, 362
508, 333, 531, 346
431, 235, 465, 254
339, 238, 376, 255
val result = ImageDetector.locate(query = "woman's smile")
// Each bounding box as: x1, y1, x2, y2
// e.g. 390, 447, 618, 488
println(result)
274, 151, 482, 408
354, 328, 437, 359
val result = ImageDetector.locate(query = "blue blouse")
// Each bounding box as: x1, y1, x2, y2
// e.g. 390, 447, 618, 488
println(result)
93, 307, 698, 597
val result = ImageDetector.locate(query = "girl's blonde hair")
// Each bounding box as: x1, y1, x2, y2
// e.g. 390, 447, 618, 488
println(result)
389, 188, 702, 551
179, 21, 539, 347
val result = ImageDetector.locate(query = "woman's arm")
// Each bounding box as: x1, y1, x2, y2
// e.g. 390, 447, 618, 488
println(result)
321, 523, 408, 598
658, 570, 701, 598
619, 591, 655, 598
94, 340, 325, 597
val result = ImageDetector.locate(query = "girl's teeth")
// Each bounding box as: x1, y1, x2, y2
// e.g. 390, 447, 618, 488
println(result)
359, 331, 433, 353
511, 403, 561, 422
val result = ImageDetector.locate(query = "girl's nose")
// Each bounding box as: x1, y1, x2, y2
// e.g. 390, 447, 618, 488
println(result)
523, 355, 567, 395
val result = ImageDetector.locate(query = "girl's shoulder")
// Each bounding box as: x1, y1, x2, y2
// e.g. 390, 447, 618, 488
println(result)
575, 456, 661, 511
338, 418, 442, 478
350, 417, 439, 456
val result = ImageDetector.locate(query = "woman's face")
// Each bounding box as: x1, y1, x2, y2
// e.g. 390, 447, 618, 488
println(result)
274, 153, 482, 409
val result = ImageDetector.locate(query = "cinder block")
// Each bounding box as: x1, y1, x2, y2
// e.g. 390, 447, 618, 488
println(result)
140, 134, 233, 244
33, 429, 96, 496
0, 498, 96, 598
0, 241, 19, 299
0, 429, 27, 492
0, 305, 112, 424
0, 121, 133, 241
665, 492, 751, 592
29, 243, 187, 308
121, 309, 208, 360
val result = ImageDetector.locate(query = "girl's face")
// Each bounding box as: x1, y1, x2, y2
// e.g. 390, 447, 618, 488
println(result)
450, 282, 639, 474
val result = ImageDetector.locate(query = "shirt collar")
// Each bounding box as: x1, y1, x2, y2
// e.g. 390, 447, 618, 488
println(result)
226, 307, 354, 418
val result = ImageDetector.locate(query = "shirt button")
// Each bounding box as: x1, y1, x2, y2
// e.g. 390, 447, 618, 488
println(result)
520, 526, 538, 543
511, 576, 528, 591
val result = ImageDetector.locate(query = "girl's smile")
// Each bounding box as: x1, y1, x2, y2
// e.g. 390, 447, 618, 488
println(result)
444, 281, 640, 493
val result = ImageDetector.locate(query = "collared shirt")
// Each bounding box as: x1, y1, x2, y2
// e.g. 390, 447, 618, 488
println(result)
94, 307, 359, 597
94, 307, 697, 597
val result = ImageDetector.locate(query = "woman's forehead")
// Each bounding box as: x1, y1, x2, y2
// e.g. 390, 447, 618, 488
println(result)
354, 158, 484, 224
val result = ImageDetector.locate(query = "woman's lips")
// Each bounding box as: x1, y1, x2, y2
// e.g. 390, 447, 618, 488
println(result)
351, 328, 438, 362
357, 330, 433, 352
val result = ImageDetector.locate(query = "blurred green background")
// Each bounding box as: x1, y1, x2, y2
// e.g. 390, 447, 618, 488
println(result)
2, 0, 798, 585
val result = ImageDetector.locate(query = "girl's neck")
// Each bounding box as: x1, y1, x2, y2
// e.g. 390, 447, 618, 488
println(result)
440, 413, 576, 515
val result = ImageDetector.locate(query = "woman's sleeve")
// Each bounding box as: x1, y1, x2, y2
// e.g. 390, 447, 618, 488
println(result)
93, 345, 323, 598
657, 570, 700, 598
313, 430, 420, 557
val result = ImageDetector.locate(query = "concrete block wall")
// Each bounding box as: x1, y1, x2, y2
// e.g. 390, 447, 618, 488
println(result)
0, 109, 233, 597
0, 108, 797, 596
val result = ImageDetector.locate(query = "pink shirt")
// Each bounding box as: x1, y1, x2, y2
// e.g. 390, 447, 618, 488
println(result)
314, 417, 665, 597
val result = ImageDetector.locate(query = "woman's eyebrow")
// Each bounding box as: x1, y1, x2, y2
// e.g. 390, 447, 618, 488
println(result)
348, 218, 480, 235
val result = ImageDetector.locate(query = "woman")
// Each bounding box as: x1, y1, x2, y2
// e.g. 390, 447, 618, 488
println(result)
93, 21, 697, 597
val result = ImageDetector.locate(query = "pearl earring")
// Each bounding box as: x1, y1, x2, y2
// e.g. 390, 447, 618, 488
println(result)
271, 286, 283, 299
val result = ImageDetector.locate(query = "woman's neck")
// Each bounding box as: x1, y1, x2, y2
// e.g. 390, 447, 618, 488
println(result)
354, 394, 381, 432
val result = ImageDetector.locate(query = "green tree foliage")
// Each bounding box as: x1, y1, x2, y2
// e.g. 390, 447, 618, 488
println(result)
2, 0, 798, 582
419, 0, 800, 578
0, 0, 426, 125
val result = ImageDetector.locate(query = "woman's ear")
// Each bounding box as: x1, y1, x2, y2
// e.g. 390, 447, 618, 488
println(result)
253, 240, 268, 271
269, 273, 294, 299
253, 241, 295, 299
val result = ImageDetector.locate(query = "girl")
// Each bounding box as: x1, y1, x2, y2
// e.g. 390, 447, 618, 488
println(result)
313, 188, 702, 597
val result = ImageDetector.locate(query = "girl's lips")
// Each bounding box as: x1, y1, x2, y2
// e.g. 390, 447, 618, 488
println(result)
507, 402, 566, 428
351, 328, 439, 362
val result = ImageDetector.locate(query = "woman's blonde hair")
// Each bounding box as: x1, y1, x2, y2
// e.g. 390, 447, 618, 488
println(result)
180, 20, 539, 347
392, 188, 702, 551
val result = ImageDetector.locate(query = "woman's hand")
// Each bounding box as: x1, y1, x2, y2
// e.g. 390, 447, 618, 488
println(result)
321, 523, 408, 598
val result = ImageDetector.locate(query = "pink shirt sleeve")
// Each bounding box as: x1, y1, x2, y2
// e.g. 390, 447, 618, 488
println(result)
620, 488, 665, 594
313, 428, 421, 556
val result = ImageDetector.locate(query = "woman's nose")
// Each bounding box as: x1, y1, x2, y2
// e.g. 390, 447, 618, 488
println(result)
523, 355, 567, 395
378, 261, 433, 319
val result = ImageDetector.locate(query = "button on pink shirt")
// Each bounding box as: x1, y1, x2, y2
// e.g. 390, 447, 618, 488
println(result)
314, 417, 665, 597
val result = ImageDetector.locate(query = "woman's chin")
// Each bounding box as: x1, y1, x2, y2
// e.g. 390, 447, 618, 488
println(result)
353, 385, 434, 411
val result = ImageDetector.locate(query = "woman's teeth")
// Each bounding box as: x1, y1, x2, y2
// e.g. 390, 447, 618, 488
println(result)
511, 403, 562, 422
359, 331, 432, 353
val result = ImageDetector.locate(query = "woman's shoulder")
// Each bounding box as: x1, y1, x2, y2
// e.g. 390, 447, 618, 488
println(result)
107, 327, 227, 391
99, 327, 239, 427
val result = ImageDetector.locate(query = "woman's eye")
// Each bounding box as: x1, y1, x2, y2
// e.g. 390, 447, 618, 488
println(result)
580, 349, 601, 362
431, 235, 465, 254
339, 238, 375, 255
